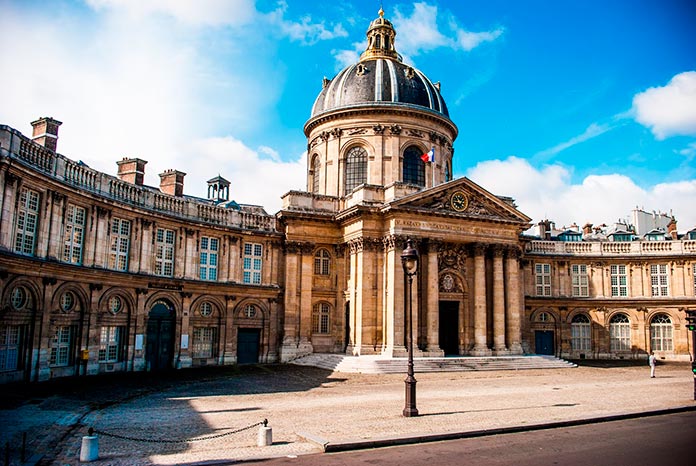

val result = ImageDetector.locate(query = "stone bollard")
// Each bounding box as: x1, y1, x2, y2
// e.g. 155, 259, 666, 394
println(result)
258, 419, 272, 447
79, 429, 99, 462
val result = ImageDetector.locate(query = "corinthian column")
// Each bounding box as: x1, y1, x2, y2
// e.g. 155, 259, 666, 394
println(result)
471, 243, 491, 355
505, 247, 524, 354
492, 246, 508, 354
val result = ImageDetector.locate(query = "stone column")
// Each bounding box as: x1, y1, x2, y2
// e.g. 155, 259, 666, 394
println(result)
505, 248, 524, 354
492, 246, 508, 354
471, 243, 491, 355
425, 240, 443, 355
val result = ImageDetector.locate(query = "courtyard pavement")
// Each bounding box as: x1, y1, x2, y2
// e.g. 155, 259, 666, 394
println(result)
1, 360, 694, 465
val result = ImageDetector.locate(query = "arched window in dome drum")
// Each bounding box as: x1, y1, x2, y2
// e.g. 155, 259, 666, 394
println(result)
345, 146, 367, 194
445, 161, 451, 182
403, 146, 425, 187
311, 155, 321, 193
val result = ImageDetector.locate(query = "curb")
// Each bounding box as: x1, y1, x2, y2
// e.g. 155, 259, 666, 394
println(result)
300, 405, 696, 453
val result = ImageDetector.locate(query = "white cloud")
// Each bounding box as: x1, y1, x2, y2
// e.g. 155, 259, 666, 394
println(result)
186, 137, 306, 212
632, 71, 696, 139
534, 122, 613, 161
264, 2, 347, 45
86, 0, 257, 26
392, 2, 503, 58
332, 43, 363, 71
466, 157, 696, 230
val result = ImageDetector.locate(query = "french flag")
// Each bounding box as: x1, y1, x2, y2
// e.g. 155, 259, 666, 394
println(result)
421, 147, 435, 163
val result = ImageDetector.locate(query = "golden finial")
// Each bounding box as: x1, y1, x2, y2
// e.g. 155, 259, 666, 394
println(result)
378, 7, 384, 18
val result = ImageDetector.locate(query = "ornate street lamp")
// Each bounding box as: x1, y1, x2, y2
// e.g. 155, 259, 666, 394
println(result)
401, 238, 419, 417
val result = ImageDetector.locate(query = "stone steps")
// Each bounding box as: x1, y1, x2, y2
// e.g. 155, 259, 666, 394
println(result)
290, 353, 577, 374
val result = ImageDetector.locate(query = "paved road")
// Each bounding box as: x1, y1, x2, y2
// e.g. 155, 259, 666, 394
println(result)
0, 362, 693, 465
247, 411, 695, 466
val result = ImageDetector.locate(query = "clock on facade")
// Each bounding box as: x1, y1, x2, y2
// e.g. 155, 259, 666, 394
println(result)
450, 190, 469, 212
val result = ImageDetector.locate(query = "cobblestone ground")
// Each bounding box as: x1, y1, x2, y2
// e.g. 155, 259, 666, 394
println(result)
1, 361, 693, 465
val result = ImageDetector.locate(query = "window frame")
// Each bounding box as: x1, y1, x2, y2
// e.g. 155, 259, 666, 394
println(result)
402, 145, 426, 187
0, 325, 22, 372
314, 249, 331, 276
14, 187, 40, 256
535, 263, 551, 296
109, 217, 131, 271
50, 325, 74, 367
62, 204, 86, 265
650, 264, 669, 297
192, 327, 217, 359
155, 227, 176, 277
199, 236, 219, 281
312, 302, 331, 334
609, 313, 631, 351
344, 146, 368, 194
570, 314, 591, 351
610, 264, 628, 297
571, 264, 589, 297
98, 326, 123, 363
243, 243, 263, 285
650, 314, 673, 351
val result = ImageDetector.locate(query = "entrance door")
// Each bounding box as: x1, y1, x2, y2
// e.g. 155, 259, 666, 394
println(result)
535, 330, 555, 355
237, 328, 260, 364
146, 302, 175, 371
439, 301, 460, 356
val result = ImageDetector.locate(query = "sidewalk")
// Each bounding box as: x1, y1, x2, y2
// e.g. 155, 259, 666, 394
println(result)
1, 361, 694, 465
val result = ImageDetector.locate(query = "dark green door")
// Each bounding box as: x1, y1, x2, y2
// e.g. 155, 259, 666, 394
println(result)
237, 328, 260, 364
146, 302, 175, 371
439, 301, 460, 356
535, 330, 554, 355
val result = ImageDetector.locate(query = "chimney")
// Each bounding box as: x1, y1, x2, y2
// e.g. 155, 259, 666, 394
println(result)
667, 218, 678, 240
159, 169, 186, 197
117, 158, 148, 186
538, 219, 553, 240
582, 223, 593, 235
31, 117, 62, 152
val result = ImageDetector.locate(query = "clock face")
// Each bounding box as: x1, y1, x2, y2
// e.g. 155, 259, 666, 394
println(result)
450, 191, 469, 212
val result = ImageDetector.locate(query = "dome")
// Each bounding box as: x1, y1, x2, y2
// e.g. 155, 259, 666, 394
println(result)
309, 9, 450, 120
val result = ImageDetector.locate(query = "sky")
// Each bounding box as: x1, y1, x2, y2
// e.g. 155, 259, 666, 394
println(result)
1, 0, 695, 231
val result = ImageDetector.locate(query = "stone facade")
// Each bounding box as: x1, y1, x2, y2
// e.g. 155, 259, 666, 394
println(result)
0, 11, 694, 384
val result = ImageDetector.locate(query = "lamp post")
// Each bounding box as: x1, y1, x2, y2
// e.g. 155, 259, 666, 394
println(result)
401, 239, 419, 417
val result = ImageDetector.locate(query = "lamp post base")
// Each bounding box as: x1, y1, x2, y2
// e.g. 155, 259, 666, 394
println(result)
403, 375, 418, 417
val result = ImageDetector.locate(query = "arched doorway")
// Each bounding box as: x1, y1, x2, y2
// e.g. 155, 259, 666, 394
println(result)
146, 300, 175, 371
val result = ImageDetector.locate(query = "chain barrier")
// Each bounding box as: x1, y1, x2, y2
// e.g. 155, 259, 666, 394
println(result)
86, 419, 267, 444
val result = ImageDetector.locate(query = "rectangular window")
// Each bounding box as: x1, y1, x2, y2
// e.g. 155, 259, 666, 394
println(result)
199, 237, 219, 281
14, 187, 40, 255
650, 264, 669, 297
243, 243, 263, 284
610, 265, 628, 297
610, 323, 631, 351
0, 326, 21, 372
535, 263, 551, 296
571, 324, 591, 351
109, 218, 131, 271
63, 204, 86, 264
155, 228, 175, 277
192, 327, 216, 358
571, 264, 589, 297
50, 326, 73, 366
98, 326, 123, 362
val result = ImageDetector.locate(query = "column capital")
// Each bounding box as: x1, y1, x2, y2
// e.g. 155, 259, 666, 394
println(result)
470, 242, 487, 256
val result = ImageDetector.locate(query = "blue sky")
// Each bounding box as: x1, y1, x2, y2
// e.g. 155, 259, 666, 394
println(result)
1, 0, 695, 230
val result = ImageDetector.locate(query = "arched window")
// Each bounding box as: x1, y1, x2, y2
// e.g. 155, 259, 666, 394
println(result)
609, 313, 631, 351
311, 155, 321, 193
445, 161, 451, 182
571, 314, 591, 351
345, 146, 367, 194
403, 146, 425, 186
312, 303, 331, 334
314, 249, 331, 275
650, 314, 673, 351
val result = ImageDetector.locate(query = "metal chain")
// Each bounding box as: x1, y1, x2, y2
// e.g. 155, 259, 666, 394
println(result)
87, 419, 266, 444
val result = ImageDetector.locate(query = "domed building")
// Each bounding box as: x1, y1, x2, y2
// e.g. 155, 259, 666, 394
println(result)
278, 9, 532, 360
0, 10, 694, 384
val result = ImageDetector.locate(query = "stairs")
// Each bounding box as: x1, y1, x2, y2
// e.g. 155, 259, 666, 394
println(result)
290, 353, 577, 374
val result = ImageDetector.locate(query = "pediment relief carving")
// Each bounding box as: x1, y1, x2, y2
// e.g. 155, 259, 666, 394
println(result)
407, 187, 515, 222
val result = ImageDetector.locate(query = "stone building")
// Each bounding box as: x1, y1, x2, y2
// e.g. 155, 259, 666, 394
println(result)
0, 10, 694, 384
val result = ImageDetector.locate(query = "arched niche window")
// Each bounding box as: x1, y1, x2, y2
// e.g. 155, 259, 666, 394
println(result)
311, 155, 321, 193
312, 302, 331, 334
445, 161, 452, 182
571, 314, 591, 351
609, 313, 631, 351
403, 145, 425, 187
314, 249, 331, 275
650, 314, 673, 351
345, 146, 367, 194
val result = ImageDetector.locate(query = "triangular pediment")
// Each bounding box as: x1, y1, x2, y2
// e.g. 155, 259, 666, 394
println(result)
387, 177, 532, 225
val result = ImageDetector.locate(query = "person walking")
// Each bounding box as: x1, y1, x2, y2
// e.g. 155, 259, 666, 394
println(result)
649, 351, 656, 378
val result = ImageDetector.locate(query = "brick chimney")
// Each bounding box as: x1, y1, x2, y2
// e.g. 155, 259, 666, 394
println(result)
159, 169, 186, 197
667, 218, 678, 240
31, 117, 62, 152
582, 223, 593, 235
117, 158, 148, 186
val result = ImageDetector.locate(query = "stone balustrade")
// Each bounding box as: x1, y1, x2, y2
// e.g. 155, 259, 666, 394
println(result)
525, 239, 696, 256
1, 125, 276, 231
